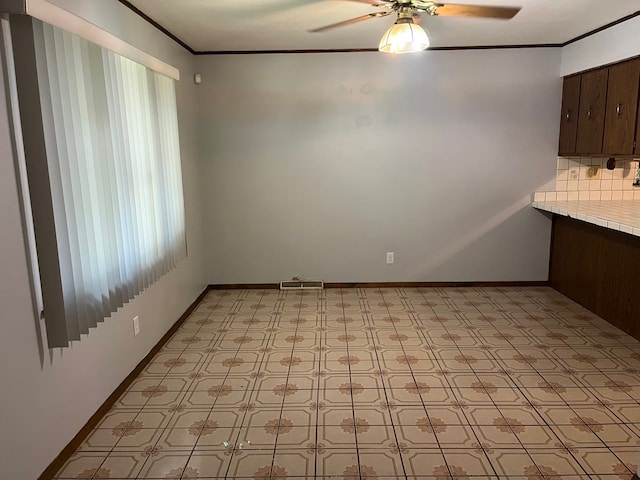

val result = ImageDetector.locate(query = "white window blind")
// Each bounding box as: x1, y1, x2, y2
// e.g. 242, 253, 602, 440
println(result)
23, 20, 186, 347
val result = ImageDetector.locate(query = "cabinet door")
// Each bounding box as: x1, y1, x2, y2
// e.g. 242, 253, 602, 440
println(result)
637, 73, 640, 154
603, 59, 640, 155
558, 75, 581, 155
576, 69, 608, 155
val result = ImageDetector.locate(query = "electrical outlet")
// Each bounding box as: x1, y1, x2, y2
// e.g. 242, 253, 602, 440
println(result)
569, 169, 579, 181
386, 252, 394, 264
586, 165, 600, 179
133, 316, 140, 336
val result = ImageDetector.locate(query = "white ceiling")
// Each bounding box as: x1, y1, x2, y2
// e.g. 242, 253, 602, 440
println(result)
126, 0, 640, 52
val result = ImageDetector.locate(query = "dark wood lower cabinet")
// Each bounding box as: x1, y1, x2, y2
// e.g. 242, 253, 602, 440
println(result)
550, 215, 640, 341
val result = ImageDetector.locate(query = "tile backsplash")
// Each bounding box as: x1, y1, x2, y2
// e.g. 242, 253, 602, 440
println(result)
535, 157, 640, 202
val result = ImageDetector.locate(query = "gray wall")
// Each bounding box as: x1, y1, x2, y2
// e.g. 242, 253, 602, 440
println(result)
197, 49, 561, 284
0, 2, 205, 478
0, 5, 568, 477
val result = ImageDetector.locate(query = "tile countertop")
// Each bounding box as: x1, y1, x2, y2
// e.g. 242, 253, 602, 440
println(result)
532, 199, 640, 237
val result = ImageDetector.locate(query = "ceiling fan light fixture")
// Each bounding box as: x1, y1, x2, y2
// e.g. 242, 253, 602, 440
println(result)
378, 18, 430, 54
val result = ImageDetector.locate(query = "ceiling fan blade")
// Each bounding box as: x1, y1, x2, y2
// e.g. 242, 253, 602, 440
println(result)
340, 0, 394, 4
309, 11, 391, 32
434, 3, 520, 19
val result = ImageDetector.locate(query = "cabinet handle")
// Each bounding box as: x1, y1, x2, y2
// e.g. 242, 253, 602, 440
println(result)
566, 110, 572, 121
616, 104, 622, 116
587, 109, 592, 119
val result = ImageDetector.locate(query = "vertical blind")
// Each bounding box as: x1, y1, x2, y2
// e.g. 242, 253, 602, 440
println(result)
31, 21, 186, 347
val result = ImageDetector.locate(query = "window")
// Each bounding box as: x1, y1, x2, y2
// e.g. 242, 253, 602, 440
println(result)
11, 18, 186, 348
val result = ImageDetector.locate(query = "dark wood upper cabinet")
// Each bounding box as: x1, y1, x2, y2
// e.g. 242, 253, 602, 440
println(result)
558, 75, 581, 155
575, 69, 609, 155
602, 59, 640, 155
558, 57, 640, 157
637, 90, 640, 153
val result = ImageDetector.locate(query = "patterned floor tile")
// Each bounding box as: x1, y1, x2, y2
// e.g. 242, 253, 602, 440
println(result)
527, 449, 589, 476
402, 449, 447, 477
275, 425, 316, 448
358, 449, 405, 477
315, 449, 359, 477
484, 449, 540, 477
271, 449, 315, 477
54, 452, 109, 479
571, 448, 633, 476
316, 424, 357, 448
441, 448, 496, 477
472, 424, 521, 449
183, 451, 231, 478
226, 450, 276, 479
54, 287, 640, 479
355, 424, 396, 448
136, 451, 192, 479
436, 424, 479, 448
77, 428, 123, 452
513, 425, 561, 449
94, 452, 146, 479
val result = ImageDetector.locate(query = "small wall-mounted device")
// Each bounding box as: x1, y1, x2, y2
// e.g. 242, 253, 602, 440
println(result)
586, 165, 600, 179
194, 73, 202, 84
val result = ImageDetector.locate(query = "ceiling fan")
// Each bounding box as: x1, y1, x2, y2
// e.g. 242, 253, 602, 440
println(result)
309, 0, 521, 53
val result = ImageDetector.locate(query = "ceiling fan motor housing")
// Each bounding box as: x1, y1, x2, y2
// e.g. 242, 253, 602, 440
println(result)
397, 6, 417, 23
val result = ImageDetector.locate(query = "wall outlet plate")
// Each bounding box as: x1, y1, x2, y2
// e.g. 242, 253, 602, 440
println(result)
133, 316, 140, 336
586, 165, 600, 179
386, 252, 394, 264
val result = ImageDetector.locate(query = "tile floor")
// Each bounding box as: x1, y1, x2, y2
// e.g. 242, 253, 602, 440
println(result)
55, 287, 640, 479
